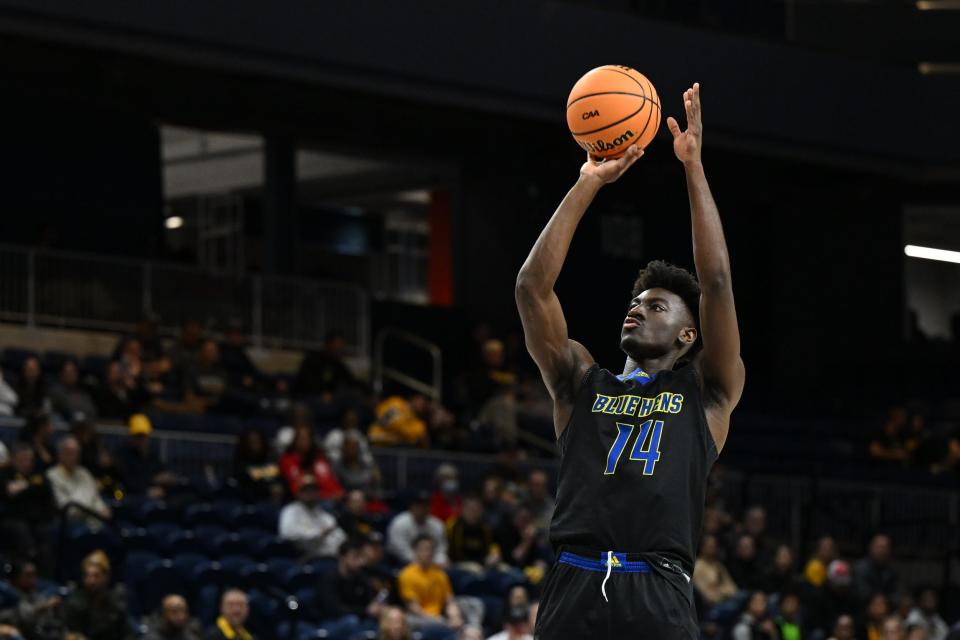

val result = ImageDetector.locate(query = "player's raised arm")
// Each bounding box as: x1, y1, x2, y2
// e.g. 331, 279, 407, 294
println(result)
515, 147, 642, 407
666, 83, 745, 450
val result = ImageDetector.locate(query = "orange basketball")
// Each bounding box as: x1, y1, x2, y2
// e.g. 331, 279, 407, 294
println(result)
566, 65, 661, 159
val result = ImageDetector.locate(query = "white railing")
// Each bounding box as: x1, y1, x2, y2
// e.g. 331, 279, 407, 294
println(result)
0, 244, 369, 355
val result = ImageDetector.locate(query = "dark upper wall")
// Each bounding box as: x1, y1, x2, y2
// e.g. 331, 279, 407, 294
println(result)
0, 0, 957, 173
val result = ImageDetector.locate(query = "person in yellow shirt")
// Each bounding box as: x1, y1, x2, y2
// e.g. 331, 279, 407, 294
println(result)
369, 396, 429, 447
397, 535, 453, 620
803, 536, 837, 587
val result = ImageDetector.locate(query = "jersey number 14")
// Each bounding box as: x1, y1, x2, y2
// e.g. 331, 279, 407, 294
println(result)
604, 419, 664, 476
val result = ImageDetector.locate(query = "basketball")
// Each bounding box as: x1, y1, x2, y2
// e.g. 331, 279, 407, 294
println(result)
566, 65, 661, 159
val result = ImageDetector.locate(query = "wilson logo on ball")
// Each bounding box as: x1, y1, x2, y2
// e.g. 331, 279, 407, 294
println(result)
582, 110, 600, 120
577, 130, 635, 154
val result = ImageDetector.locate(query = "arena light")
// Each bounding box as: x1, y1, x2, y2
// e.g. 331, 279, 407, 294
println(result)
916, 0, 960, 9
165, 216, 184, 230
904, 244, 960, 264
918, 62, 960, 75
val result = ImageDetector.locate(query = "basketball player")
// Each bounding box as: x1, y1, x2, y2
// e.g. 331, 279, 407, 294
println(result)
516, 83, 744, 639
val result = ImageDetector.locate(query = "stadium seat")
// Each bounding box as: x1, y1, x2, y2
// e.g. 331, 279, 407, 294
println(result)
308, 557, 337, 575
120, 526, 156, 553
265, 558, 298, 588
137, 559, 187, 618
230, 504, 263, 529
1, 348, 37, 372
239, 562, 272, 589
256, 502, 282, 531
184, 503, 221, 528
195, 583, 222, 625
293, 587, 317, 615
219, 555, 257, 584
0, 581, 20, 609
167, 530, 207, 556
247, 588, 282, 636
211, 532, 249, 558
139, 500, 181, 526
258, 536, 300, 560
417, 626, 456, 640
445, 567, 479, 594
284, 565, 320, 592
171, 553, 209, 580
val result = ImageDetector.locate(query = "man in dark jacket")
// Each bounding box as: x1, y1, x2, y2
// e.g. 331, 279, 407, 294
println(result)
142, 595, 203, 640
313, 539, 386, 622
0, 444, 57, 572
63, 552, 130, 640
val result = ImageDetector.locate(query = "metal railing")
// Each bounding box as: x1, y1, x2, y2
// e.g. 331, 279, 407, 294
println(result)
373, 327, 443, 401
0, 244, 369, 355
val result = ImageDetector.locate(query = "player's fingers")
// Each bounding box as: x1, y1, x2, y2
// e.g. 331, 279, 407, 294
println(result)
666, 116, 682, 138
684, 98, 694, 124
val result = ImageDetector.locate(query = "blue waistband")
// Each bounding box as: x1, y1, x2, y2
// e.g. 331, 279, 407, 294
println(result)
558, 551, 651, 573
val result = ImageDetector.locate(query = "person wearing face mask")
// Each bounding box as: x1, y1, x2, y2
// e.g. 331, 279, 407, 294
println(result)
278, 474, 348, 558
430, 464, 462, 523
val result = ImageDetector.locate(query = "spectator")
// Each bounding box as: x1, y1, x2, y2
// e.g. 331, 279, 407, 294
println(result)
48, 360, 97, 422
71, 417, 122, 497
480, 476, 509, 530
0, 444, 56, 572
0, 624, 23, 639
219, 320, 261, 392
338, 489, 375, 539
775, 592, 804, 640
369, 395, 429, 448
853, 535, 899, 602
114, 415, 178, 498
522, 470, 555, 532
205, 590, 253, 640
864, 594, 892, 640
881, 616, 906, 640
763, 545, 801, 596
904, 588, 948, 640
693, 534, 738, 607
333, 431, 380, 493
870, 408, 911, 463
732, 591, 779, 640
805, 560, 859, 640
803, 536, 838, 588
0, 561, 65, 640
142, 595, 203, 640
829, 614, 857, 640
896, 595, 915, 622
728, 535, 765, 591
168, 319, 204, 380
0, 370, 18, 416
129, 314, 166, 363
46, 436, 111, 525
361, 532, 395, 595
430, 464, 462, 523
324, 409, 375, 466
184, 339, 229, 405
386, 492, 449, 565
447, 494, 499, 569
115, 335, 168, 393
232, 428, 282, 502
279, 425, 344, 499
313, 539, 387, 622
95, 360, 150, 420
294, 331, 358, 399
494, 506, 550, 572
397, 536, 453, 621
63, 551, 129, 640
376, 607, 412, 640
278, 474, 348, 558
19, 414, 55, 472
743, 506, 777, 565
487, 605, 533, 640
14, 357, 48, 417
461, 339, 518, 448
460, 626, 484, 640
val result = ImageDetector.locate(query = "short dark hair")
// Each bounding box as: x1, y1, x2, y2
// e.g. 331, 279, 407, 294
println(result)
631, 260, 701, 356
412, 534, 435, 549
338, 538, 365, 557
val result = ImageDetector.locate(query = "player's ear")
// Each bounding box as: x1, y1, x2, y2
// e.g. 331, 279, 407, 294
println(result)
678, 326, 697, 347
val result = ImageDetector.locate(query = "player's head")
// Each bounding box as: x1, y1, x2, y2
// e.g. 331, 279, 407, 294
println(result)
621, 260, 700, 364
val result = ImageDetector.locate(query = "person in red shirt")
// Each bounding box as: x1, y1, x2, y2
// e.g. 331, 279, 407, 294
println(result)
279, 425, 344, 500
429, 463, 462, 523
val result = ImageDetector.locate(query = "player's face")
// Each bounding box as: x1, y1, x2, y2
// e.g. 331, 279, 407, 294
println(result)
620, 288, 696, 359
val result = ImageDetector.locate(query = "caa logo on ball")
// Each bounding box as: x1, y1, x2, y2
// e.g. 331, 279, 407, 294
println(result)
582, 110, 600, 120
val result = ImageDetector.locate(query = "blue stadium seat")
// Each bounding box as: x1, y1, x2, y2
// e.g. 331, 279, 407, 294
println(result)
211, 533, 249, 558
294, 587, 317, 613
265, 558, 298, 588
137, 559, 187, 618
211, 500, 243, 525
219, 555, 257, 584
230, 504, 264, 530
189, 561, 225, 592
195, 583, 222, 625
445, 567, 479, 594
0, 581, 21, 609
239, 562, 272, 589
184, 503, 221, 528
120, 526, 156, 553
167, 530, 207, 556
255, 502, 282, 531
1, 348, 38, 372
284, 565, 320, 592
139, 500, 181, 526
417, 625, 456, 640
479, 595, 503, 631
258, 536, 300, 561
145, 523, 180, 553
171, 553, 209, 581
247, 588, 282, 636
308, 557, 337, 575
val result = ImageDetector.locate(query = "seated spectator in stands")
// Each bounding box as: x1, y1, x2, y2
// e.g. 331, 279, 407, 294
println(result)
313, 539, 387, 622
480, 476, 509, 531
361, 532, 395, 595
387, 492, 449, 565
143, 594, 203, 640
495, 506, 550, 575
447, 494, 499, 570
732, 592, 779, 640
96, 360, 151, 420
63, 551, 129, 640
184, 339, 230, 406
46, 436, 111, 525
206, 589, 253, 640
71, 416, 122, 497
854, 535, 900, 602
114, 414, 178, 498
775, 591, 804, 640
0, 444, 56, 572
487, 605, 533, 640
233, 428, 282, 502
522, 470, 555, 532
829, 614, 857, 640
279, 425, 344, 499
49, 359, 98, 422
131, 313, 166, 363
397, 536, 454, 622
880, 616, 906, 640
870, 407, 912, 463
804, 560, 859, 640
742, 506, 778, 565
338, 489, 375, 539
279, 474, 348, 558
15, 356, 49, 417
0, 440, 7, 466
219, 320, 261, 392
115, 335, 168, 394
0, 370, 18, 416
0, 560, 64, 640
324, 409, 375, 465
728, 535, 765, 592
169, 319, 204, 379
376, 607, 412, 640
803, 536, 838, 588
430, 464, 462, 522
863, 594, 894, 640
460, 339, 518, 448
369, 394, 429, 448
333, 431, 380, 493
294, 330, 358, 399
19, 413, 55, 471
904, 588, 948, 640
763, 545, 801, 596
693, 534, 738, 607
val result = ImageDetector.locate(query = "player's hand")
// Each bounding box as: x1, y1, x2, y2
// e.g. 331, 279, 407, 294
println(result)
579, 144, 643, 185
666, 82, 702, 164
